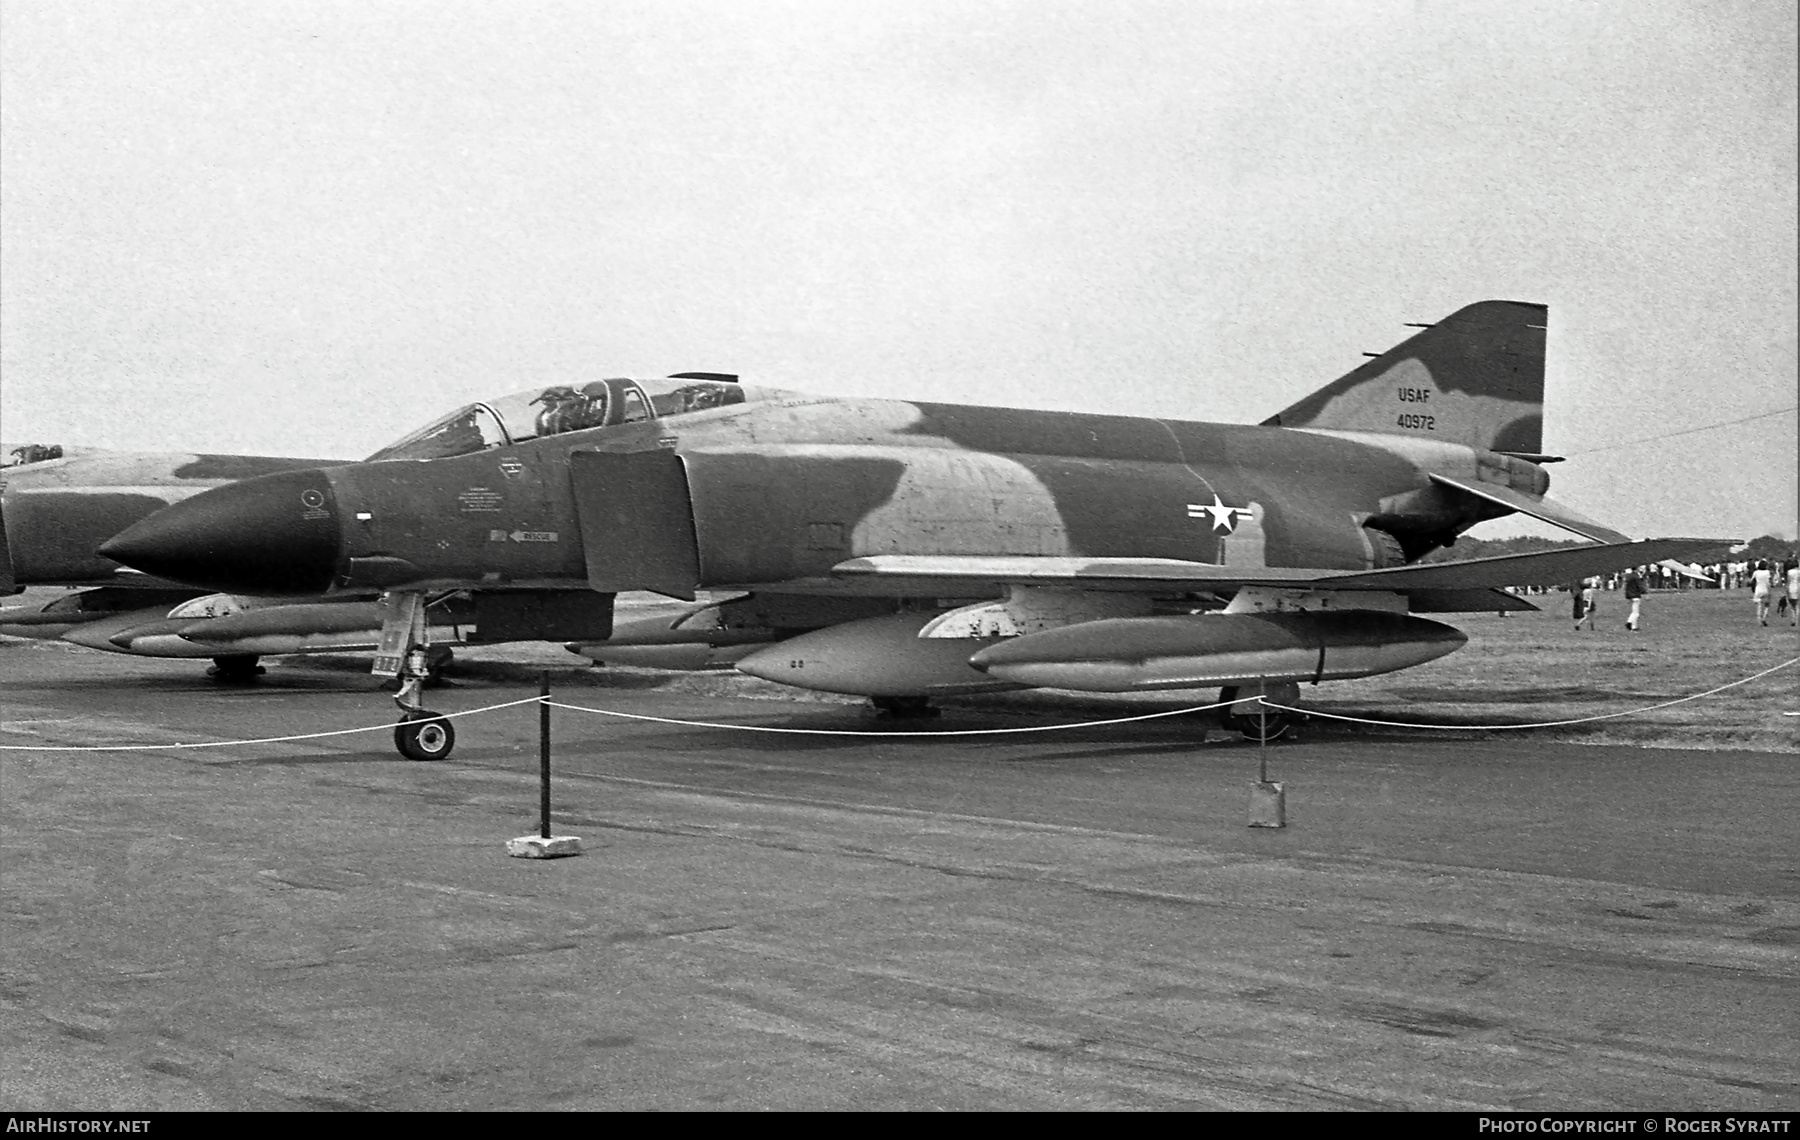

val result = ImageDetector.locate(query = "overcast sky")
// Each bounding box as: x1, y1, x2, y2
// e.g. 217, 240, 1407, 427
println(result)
3, 0, 1795, 541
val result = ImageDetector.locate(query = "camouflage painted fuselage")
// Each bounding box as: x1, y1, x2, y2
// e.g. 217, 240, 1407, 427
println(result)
304, 392, 1531, 596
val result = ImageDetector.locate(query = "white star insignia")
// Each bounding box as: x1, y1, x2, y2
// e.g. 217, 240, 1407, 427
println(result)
1187, 494, 1252, 534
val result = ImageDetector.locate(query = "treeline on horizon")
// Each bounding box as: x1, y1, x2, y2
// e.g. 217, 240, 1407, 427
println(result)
1420, 534, 1794, 565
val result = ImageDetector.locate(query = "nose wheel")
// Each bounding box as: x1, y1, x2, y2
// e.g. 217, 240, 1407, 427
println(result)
395, 709, 455, 761
377, 592, 460, 760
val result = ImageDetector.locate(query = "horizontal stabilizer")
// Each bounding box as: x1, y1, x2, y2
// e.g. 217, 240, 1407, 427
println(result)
1325, 538, 1733, 591
1659, 559, 1713, 583
1427, 473, 1632, 543
1406, 588, 1539, 613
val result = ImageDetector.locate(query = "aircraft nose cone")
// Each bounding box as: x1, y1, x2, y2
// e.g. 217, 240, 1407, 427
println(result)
98, 469, 344, 594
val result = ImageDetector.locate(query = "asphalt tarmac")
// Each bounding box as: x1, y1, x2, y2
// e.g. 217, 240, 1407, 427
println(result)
3, 643, 1795, 1110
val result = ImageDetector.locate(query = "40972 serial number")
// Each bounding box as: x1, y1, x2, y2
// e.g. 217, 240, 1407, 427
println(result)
1397, 413, 1436, 430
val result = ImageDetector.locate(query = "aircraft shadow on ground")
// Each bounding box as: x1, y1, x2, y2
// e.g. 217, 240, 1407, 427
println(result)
1382, 685, 1674, 705
288, 655, 695, 691
202, 747, 396, 768
5, 674, 381, 697
550, 716, 1212, 757
1298, 707, 1627, 733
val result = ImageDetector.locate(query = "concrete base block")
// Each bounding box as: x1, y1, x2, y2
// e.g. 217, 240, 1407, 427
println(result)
507, 835, 584, 859
1247, 781, 1286, 829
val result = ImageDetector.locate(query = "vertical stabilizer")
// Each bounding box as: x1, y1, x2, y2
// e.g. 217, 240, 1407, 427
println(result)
1264, 300, 1547, 455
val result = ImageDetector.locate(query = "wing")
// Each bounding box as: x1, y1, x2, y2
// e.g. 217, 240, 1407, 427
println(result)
827, 555, 1319, 593
830, 537, 1731, 609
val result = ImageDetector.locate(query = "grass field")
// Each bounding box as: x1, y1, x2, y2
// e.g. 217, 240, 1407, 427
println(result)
1274, 588, 1798, 751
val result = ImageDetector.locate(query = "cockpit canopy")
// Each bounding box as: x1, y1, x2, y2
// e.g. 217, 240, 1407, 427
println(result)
365, 376, 748, 463
5, 443, 64, 467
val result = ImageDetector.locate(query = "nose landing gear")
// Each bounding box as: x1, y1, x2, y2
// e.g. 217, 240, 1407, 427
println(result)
377, 592, 456, 761
390, 659, 456, 761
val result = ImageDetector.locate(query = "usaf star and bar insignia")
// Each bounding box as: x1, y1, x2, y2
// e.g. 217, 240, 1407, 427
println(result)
1187, 493, 1254, 534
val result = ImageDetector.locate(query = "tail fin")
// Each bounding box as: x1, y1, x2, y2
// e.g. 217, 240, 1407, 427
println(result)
1264, 300, 1548, 456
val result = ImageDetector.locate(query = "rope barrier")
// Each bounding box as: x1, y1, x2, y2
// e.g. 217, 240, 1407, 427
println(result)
543, 698, 1235, 737
0, 696, 544, 752
0, 656, 1791, 752
1256, 655, 1799, 731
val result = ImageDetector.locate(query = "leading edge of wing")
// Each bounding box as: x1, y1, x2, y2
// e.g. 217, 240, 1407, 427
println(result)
828, 555, 1321, 592
832, 539, 1734, 594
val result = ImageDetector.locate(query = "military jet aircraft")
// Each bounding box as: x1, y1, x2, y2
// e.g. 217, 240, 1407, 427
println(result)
0, 444, 361, 679
98, 306, 1729, 759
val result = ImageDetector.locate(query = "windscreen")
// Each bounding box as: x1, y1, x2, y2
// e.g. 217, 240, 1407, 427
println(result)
364, 403, 509, 462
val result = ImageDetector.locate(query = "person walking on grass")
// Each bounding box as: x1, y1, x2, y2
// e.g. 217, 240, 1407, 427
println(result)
1623, 567, 1646, 631
1578, 577, 1599, 631
1570, 580, 1587, 631
1751, 559, 1773, 626
1778, 554, 1792, 626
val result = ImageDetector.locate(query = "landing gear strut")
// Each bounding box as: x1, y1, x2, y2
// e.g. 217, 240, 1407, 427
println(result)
207, 655, 265, 684
376, 592, 456, 760
871, 695, 940, 719
1219, 683, 1298, 742
421, 644, 455, 686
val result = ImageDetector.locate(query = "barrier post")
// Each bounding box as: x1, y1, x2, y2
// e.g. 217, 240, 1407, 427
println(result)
507, 672, 584, 858
1259, 700, 1268, 785
540, 672, 552, 840
1248, 679, 1286, 828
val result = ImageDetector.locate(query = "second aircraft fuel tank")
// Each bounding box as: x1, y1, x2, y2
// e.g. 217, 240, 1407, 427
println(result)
967, 610, 1467, 693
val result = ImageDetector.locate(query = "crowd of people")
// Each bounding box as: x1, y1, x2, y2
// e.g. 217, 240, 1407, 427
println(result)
1563, 555, 1800, 631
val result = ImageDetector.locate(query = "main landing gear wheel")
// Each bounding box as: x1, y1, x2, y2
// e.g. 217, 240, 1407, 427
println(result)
1218, 685, 1293, 743
395, 710, 455, 761
871, 695, 940, 720
207, 655, 265, 684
